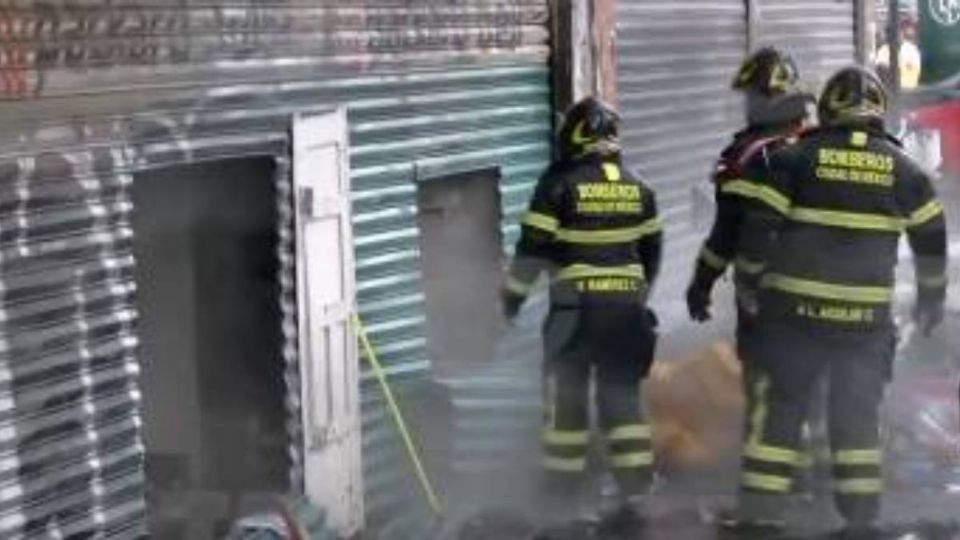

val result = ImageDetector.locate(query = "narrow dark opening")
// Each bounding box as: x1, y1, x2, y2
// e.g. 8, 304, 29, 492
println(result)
132, 157, 288, 538
416, 167, 504, 379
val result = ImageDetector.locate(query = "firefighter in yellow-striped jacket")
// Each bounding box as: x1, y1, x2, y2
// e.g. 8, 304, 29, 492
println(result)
687, 49, 822, 522
501, 97, 663, 522
687, 47, 812, 344
725, 67, 948, 537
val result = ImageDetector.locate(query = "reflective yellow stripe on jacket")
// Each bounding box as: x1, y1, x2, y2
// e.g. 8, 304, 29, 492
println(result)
556, 264, 646, 282
908, 200, 944, 228
789, 207, 904, 232
555, 217, 662, 245
522, 211, 559, 234
721, 180, 791, 215
735, 256, 765, 275
699, 247, 729, 271
763, 274, 892, 304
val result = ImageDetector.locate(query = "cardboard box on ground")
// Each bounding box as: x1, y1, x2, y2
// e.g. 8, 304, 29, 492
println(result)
645, 342, 745, 468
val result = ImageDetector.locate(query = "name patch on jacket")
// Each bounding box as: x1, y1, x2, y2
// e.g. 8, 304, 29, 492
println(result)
575, 183, 642, 214
816, 148, 895, 186
796, 302, 876, 323
575, 277, 642, 293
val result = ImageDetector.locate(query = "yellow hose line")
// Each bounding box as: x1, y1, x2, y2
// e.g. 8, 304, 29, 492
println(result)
350, 313, 444, 517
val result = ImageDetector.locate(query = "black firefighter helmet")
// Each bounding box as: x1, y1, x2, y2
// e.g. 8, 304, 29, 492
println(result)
557, 97, 621, 161
733, 46, 800, 96
818, 66, 889, 127
734, 47, 812, 126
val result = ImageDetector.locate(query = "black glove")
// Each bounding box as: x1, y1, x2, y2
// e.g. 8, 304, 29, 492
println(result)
501, 289, 524, 321
914, 294, 945, 336
686, 282, 712, 322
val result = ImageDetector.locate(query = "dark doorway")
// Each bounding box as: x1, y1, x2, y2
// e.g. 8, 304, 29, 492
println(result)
132, 157, 288, 538
416, 168, 504, 379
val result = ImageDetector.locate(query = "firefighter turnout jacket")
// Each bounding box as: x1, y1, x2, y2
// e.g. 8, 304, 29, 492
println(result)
693, 124, 803, 294
729, 125, 948, 331
505, 155, 663, 307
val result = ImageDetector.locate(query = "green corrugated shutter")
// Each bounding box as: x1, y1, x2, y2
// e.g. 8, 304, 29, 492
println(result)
352, 61, 553, 539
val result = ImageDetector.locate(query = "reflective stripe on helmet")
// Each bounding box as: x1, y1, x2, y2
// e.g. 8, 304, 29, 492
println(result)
818, 66, 888, 124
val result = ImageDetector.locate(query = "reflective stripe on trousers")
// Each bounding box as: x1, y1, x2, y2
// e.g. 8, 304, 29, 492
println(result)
740, 375, 801, 494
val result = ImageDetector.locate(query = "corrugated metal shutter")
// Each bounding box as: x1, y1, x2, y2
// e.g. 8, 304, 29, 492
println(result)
0, 2, 553, 538
756, 0, 857, 89
441, 298, 544, 514
352, 55, 553, 537
0, 128, 149, 538
616, 1, 748, 324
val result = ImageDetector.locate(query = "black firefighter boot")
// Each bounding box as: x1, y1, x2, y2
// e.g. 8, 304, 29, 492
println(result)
597, 469, 654, 536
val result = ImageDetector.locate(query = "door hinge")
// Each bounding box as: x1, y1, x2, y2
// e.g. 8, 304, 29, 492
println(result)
299, 186, 315, 219
299, 186, 342, 220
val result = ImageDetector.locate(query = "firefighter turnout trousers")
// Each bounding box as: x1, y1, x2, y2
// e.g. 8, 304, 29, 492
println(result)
540, 305, 658, 502
740, 322, 893, 524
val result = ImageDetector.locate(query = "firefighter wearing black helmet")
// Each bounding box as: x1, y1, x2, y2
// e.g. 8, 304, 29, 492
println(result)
502, 97, 662, 520
725, 66, 948, 536
687, 48, 817, 513
687, 46, 812, 333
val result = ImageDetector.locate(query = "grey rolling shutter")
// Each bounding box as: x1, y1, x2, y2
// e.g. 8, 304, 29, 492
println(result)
616, 0, 748, 323
756, 0, 857, 89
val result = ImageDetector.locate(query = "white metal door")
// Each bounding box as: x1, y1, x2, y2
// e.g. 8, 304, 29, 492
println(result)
292, 108, 363, 535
